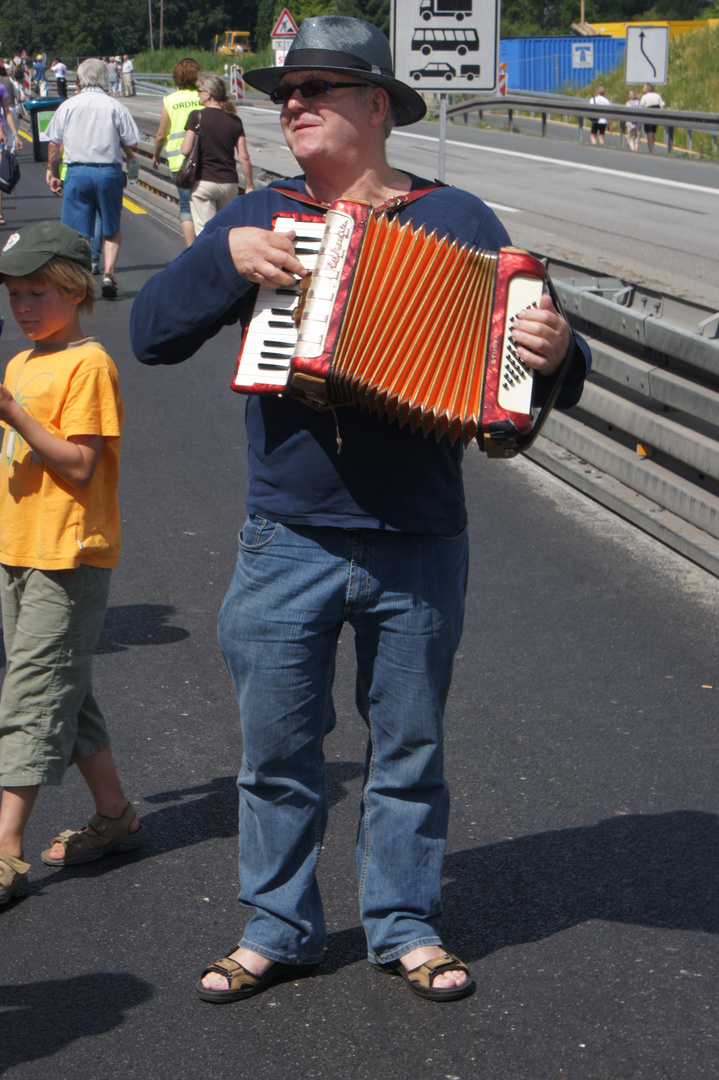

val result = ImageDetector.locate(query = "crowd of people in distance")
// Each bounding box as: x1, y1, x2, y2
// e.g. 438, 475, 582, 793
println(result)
1, 51, 136, 100
588, 82, 667, 152
0, 50, 253, 247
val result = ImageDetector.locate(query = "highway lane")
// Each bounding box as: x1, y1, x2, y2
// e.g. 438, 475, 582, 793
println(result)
1, 136, 718, 1079
126, 92, 719, 309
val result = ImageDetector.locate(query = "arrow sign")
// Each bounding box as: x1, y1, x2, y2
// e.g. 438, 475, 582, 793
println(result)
624, 25, 668, 85
638, 31, 656, 77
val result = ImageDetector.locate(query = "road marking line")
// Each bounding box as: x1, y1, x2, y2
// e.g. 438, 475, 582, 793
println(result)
123, 195, 147, 214
486, 201, 520, 213
393, 131, 719, 197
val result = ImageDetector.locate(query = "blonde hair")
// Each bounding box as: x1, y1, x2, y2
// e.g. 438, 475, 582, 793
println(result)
1, 256, 95, 314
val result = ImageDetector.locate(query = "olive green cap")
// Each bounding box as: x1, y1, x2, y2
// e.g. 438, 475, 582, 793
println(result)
0, 221, 92, 276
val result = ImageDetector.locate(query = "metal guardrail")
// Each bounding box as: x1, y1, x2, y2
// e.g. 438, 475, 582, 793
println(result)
129, 137, 719, 575
439, 91, 719, 153
529, 263, 719, 575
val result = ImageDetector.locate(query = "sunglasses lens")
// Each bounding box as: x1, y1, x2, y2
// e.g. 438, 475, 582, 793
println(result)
271, 80, 331, 104
298, 80, 326, 98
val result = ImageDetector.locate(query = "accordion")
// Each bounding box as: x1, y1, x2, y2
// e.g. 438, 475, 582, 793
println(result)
232, 199, 567, 456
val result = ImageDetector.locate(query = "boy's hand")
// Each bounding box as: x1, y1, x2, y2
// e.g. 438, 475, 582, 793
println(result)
0, 384, 19, 424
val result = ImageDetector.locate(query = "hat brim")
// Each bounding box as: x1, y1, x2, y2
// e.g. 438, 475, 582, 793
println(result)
0, 250, 59, 277
245, 62, 426, 127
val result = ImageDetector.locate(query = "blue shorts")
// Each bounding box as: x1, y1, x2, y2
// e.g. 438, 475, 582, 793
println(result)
175, 180, 192, 222
61, 163, 126, 238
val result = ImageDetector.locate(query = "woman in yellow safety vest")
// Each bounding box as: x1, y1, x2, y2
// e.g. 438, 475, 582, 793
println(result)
152, 57, 203, 246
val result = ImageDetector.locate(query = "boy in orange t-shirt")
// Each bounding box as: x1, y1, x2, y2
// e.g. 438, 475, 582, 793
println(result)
0, 222, 146, 905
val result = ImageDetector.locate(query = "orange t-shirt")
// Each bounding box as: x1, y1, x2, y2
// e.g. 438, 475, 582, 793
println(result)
0, 339, 123, 569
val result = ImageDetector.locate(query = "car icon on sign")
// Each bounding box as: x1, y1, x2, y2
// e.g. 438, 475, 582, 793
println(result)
409, 61, 457, 81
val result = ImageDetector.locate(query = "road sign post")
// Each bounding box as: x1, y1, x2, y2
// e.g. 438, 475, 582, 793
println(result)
271, 7, 299, 68
391, 0, 498, 179
391, 0, 499, 93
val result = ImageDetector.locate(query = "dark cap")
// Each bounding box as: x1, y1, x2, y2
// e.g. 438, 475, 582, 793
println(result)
0, 221, 92, 276
245, 16, 426, 127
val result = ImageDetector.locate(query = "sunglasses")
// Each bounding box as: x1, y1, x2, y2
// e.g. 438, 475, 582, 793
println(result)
269, 79, 369, 105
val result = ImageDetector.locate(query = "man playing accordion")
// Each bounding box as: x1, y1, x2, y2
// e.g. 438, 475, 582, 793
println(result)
131, 16, 590, 1004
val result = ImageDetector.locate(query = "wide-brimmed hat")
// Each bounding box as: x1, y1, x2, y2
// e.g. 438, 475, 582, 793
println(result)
245, 16, 426, 127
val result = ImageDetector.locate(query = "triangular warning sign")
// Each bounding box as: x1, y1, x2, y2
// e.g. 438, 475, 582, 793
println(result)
271, 8, 299, 37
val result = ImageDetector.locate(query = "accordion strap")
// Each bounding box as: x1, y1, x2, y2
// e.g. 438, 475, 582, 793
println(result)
270, 182, 446, 216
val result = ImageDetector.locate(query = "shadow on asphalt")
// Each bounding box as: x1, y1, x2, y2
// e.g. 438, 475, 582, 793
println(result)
441, 809, 719, 961
94, 603, 189, 653
0, 972, 153, 1074
33, 762, 365, 888
0, 604, 188, 668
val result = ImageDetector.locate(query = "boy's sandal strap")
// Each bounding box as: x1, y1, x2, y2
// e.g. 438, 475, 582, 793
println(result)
0, 849, 31, 875
86, 801, 137, 841
0, 849, 31, 902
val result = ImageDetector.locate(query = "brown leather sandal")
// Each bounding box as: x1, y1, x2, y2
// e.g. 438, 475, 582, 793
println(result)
380, 952, 475, 1001
40, 801, 147, 866
196, 955, 298, 1003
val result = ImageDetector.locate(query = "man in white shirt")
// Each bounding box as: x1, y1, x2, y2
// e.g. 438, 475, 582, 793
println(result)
640, 83, 666, 153
589, 86, 610, 146
46, 58, 140, 298
50, 59, 67, 99
122, 55, 134, 97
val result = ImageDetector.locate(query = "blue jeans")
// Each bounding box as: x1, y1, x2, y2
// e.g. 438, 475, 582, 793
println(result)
217, 517, 468, 966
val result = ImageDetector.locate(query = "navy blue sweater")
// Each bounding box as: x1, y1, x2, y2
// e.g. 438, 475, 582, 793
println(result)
131, 175, 590, 533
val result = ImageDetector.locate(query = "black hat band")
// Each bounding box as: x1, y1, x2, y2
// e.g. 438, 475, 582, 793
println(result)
284, 49, 393, 78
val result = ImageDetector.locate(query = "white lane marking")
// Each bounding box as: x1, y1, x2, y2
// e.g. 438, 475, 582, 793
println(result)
393, 130, 719, 198
486, 201, 521, 213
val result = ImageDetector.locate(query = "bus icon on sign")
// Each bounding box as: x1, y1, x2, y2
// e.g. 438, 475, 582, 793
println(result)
412, 27, 479, 55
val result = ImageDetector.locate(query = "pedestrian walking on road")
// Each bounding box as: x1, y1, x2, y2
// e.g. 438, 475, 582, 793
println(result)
180, 71, 253, 237
0, 221, 146, 906
50, 58, 68, 98
626, 88, 641, 151
589, 86, 610, 145
45, 58, 140, 299
108, 57, 121, 97
152, 57, 203, 247
132, 15, 590, 1006
122, 54, 134, 97
640, 82, 665, 153
0, 70, 23, 228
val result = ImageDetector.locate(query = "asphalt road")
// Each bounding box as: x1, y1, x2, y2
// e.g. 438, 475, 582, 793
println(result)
1, 135, 718, 1080
126, 90, 719, 309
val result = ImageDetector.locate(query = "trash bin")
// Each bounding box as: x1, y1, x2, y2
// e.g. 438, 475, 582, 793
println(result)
25, 98, 64, 163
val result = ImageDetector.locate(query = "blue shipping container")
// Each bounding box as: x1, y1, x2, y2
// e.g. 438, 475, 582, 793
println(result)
499, 36, 626, 93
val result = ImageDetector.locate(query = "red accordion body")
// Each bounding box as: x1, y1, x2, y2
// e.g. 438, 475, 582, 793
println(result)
233, 199, 548, 454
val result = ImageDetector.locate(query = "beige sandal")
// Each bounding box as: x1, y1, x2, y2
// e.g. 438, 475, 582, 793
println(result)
195, 955, 297, 1003
40, 801, 147, 866
380, 952, 475, 1002
0, 849, 31, 904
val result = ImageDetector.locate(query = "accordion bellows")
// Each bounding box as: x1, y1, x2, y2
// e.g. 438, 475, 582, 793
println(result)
234, 199, 548, 453
315, 214, 509, 446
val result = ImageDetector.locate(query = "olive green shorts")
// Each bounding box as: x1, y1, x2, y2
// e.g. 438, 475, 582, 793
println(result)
0, 563, 112, 786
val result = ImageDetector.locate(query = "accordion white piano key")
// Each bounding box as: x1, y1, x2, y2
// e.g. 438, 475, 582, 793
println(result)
233, 216, 326, 391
